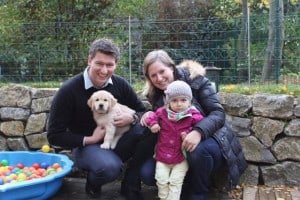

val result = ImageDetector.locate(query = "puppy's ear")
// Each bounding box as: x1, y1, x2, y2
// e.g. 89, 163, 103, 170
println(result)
110, 96, 117, 107
87, 97, 93, 109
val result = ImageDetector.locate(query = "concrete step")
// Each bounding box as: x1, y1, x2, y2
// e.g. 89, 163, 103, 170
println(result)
50, 177, 233, 200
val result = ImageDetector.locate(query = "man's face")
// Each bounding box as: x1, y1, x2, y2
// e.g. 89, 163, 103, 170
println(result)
88, 52, 117, 88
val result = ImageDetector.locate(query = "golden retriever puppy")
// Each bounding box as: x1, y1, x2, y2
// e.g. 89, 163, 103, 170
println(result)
87, 90, 135, 149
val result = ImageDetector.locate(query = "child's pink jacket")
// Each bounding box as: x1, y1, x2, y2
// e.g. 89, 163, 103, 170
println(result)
146, 107, 204, 164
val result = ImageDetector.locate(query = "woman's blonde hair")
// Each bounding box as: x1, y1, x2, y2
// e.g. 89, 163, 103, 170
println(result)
142, 50, 176, 101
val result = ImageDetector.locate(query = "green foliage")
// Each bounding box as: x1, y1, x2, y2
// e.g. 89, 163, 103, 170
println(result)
106, 0, 157, 19
283, 14, 300, 73
0, 0, 299, 85
213, 0, 242, 18
0, 0, 157, 82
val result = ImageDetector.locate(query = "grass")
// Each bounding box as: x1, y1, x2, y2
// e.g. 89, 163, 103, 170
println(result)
0, 81, 62, 88
220, 83, 300, 96
1, 81, 299, 96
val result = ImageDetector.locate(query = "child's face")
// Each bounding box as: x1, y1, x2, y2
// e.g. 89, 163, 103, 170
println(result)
169, 96, 191, 113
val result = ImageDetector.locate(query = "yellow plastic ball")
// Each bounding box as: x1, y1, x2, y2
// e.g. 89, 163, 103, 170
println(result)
41, 144, 50, 153
17, 173, 26, 181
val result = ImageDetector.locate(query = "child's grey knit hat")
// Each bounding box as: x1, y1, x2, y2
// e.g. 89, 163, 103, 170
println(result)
165, 80, 193, 103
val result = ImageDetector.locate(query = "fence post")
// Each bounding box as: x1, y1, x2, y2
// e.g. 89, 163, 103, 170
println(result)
205, 63, 222, 92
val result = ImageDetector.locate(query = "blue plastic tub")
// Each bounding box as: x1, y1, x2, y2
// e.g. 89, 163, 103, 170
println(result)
0, 151, 73, 200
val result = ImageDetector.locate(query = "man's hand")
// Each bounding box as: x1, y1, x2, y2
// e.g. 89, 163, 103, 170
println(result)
84, 126, 105, 145
113, 112, 133, 127
181, 130, 202, 152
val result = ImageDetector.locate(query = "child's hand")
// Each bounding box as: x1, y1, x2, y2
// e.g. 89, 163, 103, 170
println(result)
181, 132, 187, 140
140, 111, 154, 126
150, 124, 160, 133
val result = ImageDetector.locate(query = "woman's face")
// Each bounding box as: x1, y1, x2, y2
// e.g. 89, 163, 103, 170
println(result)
147, 61, 174, 91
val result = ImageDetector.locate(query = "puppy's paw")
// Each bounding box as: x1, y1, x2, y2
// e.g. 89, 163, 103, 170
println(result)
110, 142, 117, 149
100, 143, 111, 149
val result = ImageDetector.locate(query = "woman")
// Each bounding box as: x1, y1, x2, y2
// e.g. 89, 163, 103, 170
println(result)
139, 50, 247, 200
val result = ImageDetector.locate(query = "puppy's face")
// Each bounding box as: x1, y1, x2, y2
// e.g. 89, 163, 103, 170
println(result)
88, 91, 117, 114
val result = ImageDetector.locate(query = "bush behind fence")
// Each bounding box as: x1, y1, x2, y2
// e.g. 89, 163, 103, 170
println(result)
0, 14, 299, 85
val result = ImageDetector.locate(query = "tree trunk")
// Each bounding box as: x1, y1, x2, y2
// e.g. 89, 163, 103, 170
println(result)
261, 0, 284, 82
238, 0, 249, 82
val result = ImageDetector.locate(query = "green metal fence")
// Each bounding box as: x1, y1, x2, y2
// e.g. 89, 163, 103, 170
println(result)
0, 14, 299, 85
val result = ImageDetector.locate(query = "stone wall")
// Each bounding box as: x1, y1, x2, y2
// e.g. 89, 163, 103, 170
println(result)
0, 84, 300, 187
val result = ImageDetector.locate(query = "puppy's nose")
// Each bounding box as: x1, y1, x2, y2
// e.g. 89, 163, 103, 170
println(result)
98, 104, 104, 109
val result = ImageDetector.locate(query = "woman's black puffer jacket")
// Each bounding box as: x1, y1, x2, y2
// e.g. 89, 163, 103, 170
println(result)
174, 63, 248, 189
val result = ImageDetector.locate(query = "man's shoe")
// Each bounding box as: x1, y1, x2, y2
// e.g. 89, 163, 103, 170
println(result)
121, 190, 144, 200
85, 182, 101, 198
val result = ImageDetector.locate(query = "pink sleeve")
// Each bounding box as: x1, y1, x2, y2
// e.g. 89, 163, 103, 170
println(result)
191, 110, 205, 125
145, 111, 159, 127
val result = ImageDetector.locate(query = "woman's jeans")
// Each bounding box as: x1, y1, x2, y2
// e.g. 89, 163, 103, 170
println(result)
72, 123, 146, 189
141, 136, 224, 200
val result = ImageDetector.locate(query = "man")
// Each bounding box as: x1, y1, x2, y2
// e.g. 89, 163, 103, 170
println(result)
47, 38, 146, 200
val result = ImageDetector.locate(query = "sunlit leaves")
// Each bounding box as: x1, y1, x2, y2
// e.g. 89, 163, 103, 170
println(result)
290, 0, 298, 5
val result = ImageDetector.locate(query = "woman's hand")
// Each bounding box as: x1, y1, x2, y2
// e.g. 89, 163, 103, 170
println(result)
140, 111, 154, 126
181, 130, 202, 152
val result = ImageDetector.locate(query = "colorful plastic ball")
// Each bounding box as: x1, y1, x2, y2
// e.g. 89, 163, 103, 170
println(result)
47, 169, 56, 175
56, 167, 63, 172
41, 144, 50, 153
17, 173, 26, 181
16, 163, 24, 169
40, 162, 49, 169
0, 158, 64, 186
1, 159, 9, 166
52, 163, 61, 169
32, 163, 40, 170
